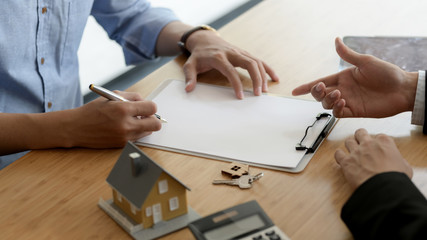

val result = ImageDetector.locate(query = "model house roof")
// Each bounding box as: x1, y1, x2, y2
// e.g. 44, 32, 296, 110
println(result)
106, 141, 190, 209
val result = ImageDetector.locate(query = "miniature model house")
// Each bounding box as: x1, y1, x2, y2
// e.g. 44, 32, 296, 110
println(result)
106, 142, 191, 229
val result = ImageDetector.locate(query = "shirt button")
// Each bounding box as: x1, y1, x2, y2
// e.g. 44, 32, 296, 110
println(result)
41, 58, 45, 65
42, 7, 47, 14
47, 102, 53, 109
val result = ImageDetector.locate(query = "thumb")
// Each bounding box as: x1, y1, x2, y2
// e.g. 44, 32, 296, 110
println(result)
335, 37, 362, 67
334, 148, 347, 166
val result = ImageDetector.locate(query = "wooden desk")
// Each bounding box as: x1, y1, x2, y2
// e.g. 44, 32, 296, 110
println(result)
2, 0, 427, 239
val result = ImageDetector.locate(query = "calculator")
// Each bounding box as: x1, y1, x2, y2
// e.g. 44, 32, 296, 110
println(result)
188, 200, 290, 240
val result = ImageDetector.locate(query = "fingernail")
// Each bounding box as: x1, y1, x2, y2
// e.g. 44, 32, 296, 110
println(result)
263, 82, 268, 91
185, 80, 193, 92
331, 90, 339, 98
315, 83, 322, 92
238, 91, 244, 99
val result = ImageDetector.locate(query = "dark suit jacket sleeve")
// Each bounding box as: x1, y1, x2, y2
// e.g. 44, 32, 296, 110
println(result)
341, 172, 427, 240
423, 71, 427, 134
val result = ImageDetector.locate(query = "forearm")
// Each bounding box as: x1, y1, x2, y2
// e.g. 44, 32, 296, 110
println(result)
0, 112, 73, 155
155, 21, 193, 56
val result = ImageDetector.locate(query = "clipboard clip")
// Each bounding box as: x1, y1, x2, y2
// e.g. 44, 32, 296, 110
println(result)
296, 113, 335, 153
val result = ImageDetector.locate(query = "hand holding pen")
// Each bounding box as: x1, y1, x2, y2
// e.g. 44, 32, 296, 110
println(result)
49, 86, 162, 149
89, 84, 167, 123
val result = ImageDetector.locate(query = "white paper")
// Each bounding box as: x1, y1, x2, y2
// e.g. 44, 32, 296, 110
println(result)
138, 80, 331, 168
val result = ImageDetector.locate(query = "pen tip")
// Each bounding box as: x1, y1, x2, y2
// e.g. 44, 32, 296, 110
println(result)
89, 84, 94, 90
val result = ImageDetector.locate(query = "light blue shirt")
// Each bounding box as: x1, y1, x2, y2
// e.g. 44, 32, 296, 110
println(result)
0, 0, 179, 169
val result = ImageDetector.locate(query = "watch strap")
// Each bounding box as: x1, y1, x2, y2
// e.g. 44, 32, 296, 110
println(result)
177, 25, 217, 56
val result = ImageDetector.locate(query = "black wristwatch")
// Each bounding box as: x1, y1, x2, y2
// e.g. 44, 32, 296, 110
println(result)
177, 25, 217, 56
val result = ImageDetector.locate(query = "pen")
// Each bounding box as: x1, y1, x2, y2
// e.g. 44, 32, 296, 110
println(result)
89, 84, 167, 123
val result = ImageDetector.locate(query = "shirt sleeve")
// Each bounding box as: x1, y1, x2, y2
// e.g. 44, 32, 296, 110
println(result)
411, 70, 425, 125
341, 172, 427, 240
91, 0, 179, 65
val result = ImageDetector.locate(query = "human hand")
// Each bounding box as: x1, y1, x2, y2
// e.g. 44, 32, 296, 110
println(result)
335, 128, 413, 190
292, 37, 418, 118
183, 30, 280, 99
66, 91, 162, 148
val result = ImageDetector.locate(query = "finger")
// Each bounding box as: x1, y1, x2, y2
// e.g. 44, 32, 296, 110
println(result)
237, 55, 263, 96
114, 90, 144, 101
257, 60, 268, 93
334, 149, 347, 166
340, 104, 358, 118
263, 61, 280, 83
374, 133, 393, 143
242, 54, 281, 92
344, 137, 358, 153
292, 73, 340, 96
332, 99, 346, 118
292, 81, 320, 96
128, 101, 158, 117
335, 37, 363, 67
240, 51, 269, 92
132, 131, 153, 141
225, 66, 245, 99
310, 82, 327, 101
229, 52, 262, 96
210, 55, 244, 99
129, 116, 162, 138
407, 163, 414, 179
321, 89, 341, 109
354, 128, 370, 144
183, 58, 198, 93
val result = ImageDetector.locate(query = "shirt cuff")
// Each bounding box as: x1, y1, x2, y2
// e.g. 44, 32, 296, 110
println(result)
411, 70, 425, 125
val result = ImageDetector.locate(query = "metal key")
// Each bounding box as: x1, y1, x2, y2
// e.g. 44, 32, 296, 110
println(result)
212, 175, 252, 189
249, 172, 264, 182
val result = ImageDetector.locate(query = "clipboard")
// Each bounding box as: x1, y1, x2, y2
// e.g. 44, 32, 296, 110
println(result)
137, 79, 335, 173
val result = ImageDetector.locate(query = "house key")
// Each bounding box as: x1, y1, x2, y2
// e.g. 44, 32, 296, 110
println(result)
212, 175, 252, 189
249, 172, 264, 182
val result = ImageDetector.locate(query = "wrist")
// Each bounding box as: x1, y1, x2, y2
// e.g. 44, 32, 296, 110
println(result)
178, 25, 218, 55
35, 111, 75, 149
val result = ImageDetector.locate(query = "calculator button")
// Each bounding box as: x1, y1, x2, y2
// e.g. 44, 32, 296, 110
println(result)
240, 226, 290, 240
252, 235, 266, 240
269, 234, 281, 240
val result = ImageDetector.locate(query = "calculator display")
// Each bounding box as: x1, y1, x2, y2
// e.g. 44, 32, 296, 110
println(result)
204, 214, 265, 240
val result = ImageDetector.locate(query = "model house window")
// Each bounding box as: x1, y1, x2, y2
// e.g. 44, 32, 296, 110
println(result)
130, 204, 137, 215
116, 192, 122, 202
169, 196, 179, 211
158, 179, 168, 194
